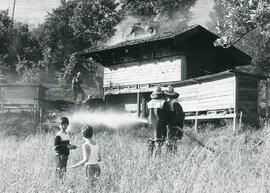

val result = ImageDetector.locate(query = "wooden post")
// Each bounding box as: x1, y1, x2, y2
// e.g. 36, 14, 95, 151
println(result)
194, 111, 198, 132
33, 110, 36, 121
141, 94, 146, 118
105, 94, 109, 110
137, 92, 140, 117
234, 76, 239, 132
36, 86, 39, 108
39, 108, 42, 132
2, 87, 4, 107
239, 111, 243, 129
194, 81, 199, 132
233, 114, 237, 132
0, 87, 3, 115
266, 79, 270, 126
257, 80, 261, 118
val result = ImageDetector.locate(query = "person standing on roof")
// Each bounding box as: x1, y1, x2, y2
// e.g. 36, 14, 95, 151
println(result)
72, 72, 86, 102
164, 85, 185, 154
147, 86, 167, 157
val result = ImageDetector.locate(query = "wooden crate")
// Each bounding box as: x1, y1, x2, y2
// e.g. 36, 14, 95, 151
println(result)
0, 84, 48, 122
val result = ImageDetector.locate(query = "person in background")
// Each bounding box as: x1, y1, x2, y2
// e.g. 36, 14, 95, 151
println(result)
54, 117, 77, 179
164, 85, 185, 154
147, 86, 167, 157
69, 125, 101, 180
72, 72, 86, 102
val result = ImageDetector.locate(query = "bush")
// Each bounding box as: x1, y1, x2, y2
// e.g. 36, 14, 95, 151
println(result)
0, 112, 41, 137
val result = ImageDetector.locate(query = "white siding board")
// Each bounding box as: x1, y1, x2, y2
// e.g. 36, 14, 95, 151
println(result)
104, 56, 186, 87
175, 76, 236, 112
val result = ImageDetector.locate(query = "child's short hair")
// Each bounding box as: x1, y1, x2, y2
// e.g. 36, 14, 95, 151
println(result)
82, 125, 93, 139
59, 117, 69, 124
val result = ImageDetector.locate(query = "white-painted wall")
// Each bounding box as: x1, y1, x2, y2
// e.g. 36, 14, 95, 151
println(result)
104, 56, 187, 87
175, 76, 236, 112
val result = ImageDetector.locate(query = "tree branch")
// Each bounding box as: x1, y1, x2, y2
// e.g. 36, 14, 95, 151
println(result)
229, 27, 256, 46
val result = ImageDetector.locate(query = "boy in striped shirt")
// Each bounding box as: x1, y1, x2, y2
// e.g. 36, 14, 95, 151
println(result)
54, 117, 77, 179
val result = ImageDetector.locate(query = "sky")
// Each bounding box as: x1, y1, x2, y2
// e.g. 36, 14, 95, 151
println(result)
0, 0, 214, 27
0, 0, 60, 27
190, 0, 215, 26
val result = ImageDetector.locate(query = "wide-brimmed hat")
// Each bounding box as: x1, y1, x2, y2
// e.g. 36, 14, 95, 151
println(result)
150, 86, 164, 99
164, 85, 179, 98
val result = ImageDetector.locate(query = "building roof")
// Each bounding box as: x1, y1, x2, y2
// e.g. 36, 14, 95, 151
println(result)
79, 25, 252, 64
82, 26, 195, 54
0, 83, 48, 90
173, 69, 267, 86
104, 69, 267, 95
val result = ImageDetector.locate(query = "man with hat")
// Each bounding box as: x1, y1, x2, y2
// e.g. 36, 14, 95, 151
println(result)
164, 85, 185, 154
147, 86, 167, 156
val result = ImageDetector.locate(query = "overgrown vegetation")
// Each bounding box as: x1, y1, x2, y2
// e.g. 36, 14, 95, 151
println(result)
0, 124, 269, 193
0, 112, 42, 137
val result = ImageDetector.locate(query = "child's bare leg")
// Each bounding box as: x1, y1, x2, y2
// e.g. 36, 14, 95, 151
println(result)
166, 138, 173, 154
173, 139, 178, 154
147, 139, 155, 157
154, 141, 162, 157
86, 164, 100, 187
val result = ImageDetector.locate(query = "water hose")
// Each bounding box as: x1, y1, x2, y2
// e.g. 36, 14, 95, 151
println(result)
175, 126, 215, 153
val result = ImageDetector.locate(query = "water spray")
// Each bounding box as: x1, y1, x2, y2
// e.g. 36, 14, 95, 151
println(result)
67, 110, 148, 133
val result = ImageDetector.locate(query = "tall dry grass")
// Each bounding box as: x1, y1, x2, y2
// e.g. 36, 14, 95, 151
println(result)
0, 125, 270, 193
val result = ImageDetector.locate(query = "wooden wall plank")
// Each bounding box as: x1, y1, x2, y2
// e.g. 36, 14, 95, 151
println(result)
0, 86, 41, 108
104, 56, 186, 87
176, 76, 236, 112
4, 87, 36, 98
237, 76, 260, 120
4, 99, 36, 104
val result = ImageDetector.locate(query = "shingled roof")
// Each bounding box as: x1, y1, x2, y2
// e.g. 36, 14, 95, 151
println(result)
80, 25, 201, 55
79, 25, 251, 64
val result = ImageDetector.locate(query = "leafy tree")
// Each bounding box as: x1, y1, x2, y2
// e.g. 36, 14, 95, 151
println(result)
38, 0, 78, 72
120, 0, 197, 32
0, 10, 13, 76
211, 0, 270, 73
39, 0, 121, 70
57, 53, 99, 99
214, 0, 270, 48
70, 0, 121, 46
0, 10, 43, 83
236, 29, 270, 73
37, 0, 121, 97
0, 10, 12, 56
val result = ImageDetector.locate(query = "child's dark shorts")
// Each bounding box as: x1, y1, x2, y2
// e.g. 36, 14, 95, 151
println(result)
85, 164, 100, 178
55, 154, 68, 171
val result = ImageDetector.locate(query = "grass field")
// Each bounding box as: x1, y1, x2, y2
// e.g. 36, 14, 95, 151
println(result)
0, 124, 270, 193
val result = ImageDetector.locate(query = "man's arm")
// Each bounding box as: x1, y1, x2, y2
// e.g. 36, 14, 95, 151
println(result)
173, 102, 185, 126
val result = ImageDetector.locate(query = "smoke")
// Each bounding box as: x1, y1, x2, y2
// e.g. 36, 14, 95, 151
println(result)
108, 0, 215, 46
107, 14, 187, 46
107, 16, 141, 45
67, 110, 147, 133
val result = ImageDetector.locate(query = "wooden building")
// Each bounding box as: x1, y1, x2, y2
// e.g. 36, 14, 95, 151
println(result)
80, 25, 266, 130
0, 84, 48, 122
